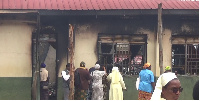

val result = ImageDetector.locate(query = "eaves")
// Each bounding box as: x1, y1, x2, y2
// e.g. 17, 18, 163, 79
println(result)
39, 9, 199, 16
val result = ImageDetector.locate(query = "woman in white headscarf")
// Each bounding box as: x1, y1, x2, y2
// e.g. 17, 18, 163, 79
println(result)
107, 67, 126, 100
151, 72, 183, 100
91, 64, 106, 100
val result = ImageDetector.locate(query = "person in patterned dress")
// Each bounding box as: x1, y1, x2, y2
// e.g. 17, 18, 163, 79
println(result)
138, 63, 155, 100
91, 64, 106, 100
74, 61, 91, 100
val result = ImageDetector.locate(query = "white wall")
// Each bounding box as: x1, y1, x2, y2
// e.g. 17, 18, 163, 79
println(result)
163, 29, 172, 71
74, 31, 98, 69
0, 21, 33, 77
136, 29, 158, 76
74, 28, 159, 76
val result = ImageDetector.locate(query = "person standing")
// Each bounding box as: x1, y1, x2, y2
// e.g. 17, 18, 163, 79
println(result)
100, 65, 109, 100
138, 63, 155, 100
89, 60, 100, 74
40, 63, 49, 100
164, 66, 172, 73
74, 61, 92, 100
88, 63, 99, 100
91, 64, 106, 100
107, 67, 126, 100
61, 63, 70, 100
151, 72, 183, 100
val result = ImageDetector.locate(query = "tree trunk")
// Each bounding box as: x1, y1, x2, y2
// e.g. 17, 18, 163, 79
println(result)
158, 3, 163, 74
69, 24, 75, 100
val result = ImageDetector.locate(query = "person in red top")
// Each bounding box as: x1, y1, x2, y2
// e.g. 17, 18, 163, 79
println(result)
74, 61, 91, 100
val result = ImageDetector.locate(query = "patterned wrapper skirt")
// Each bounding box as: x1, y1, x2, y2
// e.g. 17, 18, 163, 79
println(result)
74, 88, 87, 100
102, 75, 109, 100
138, 90, 152, 100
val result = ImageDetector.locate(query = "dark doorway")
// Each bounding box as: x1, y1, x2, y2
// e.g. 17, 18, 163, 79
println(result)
38, 27, 57, 100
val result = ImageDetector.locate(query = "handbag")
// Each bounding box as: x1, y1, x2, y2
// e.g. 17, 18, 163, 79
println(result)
136, 77, 140, 90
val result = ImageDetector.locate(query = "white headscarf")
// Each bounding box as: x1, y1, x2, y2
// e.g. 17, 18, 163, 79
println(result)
111, 67, 120, 84
94, 64, 100, 69
151, 72, 177, 100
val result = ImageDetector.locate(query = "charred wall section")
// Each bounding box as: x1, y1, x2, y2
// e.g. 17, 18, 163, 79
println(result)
69, 15, 198, 75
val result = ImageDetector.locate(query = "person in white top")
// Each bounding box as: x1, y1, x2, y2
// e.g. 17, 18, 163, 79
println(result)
151, 72, 183, 100
40, 63, 49, 100
61, 63, 71, 100
91, 64, 106, 100
107, 67, 127, 100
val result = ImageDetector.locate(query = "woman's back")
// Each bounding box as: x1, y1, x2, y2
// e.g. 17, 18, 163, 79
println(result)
139, 69, 153, 83
92, 71, 105, 85
107, 67, 126, 100
139, 69, 154, 93
92, 70, 105, 100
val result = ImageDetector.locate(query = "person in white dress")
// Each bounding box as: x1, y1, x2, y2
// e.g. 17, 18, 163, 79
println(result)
91, 64, 106, 100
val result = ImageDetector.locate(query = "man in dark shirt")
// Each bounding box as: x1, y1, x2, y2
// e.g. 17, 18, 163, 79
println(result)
74, 61, 91, 100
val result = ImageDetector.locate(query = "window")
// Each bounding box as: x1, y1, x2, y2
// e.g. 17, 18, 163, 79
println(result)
97, 34, 147, 75
172, 44, 199, 75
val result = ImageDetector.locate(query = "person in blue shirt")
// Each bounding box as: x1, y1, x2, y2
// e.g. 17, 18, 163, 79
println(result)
138, 63, 155, 100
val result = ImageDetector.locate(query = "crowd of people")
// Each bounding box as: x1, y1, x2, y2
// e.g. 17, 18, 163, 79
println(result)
72, 61, 127, 100
137, 63, 183, 100
137, 63, 199, 100
39, 62, 199, 100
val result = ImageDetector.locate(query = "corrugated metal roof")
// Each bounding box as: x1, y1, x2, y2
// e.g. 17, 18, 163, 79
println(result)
0, 0, 199, 10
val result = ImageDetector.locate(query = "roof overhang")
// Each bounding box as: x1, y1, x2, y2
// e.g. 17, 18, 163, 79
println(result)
39, 9, 199, 16
0, 9, 198, 16
0, 10, 38, 14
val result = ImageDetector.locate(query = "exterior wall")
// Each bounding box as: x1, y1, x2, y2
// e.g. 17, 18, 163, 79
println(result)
72, 16, 198, 76
74, 29, 98, 69
0, 20, 34, 99
163, 17, 199, 75
136, 29, 158, 76
0, 14, 198, 100
172, 37, 199, 44
0, 77, 31, 100
162, 29, 172, 71
72, 16, 158, 70
0, 21, 33, 77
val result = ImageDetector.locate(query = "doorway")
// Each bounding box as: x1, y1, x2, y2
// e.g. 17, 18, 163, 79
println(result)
38, 26, 57, 100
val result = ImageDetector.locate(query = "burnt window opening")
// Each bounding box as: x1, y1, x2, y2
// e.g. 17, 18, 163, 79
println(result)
115, 43, 130, 74
98, 34, 147, 75
98, 43, 146, 75
129, 45, 144, 75
172, 44, 199, 75
101, 43, 114, 53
